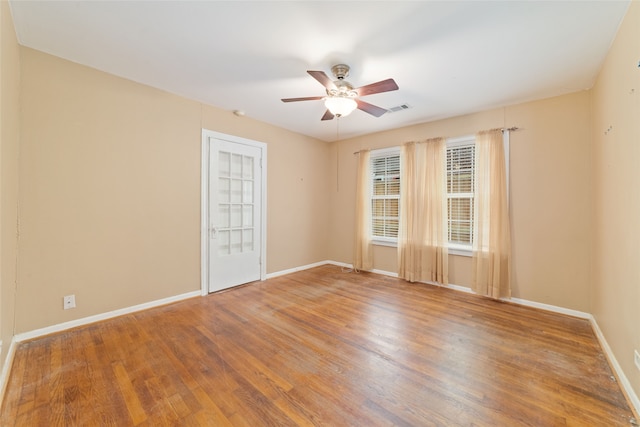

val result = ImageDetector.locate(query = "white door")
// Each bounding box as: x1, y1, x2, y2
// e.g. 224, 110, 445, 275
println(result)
208, 137, 263, 292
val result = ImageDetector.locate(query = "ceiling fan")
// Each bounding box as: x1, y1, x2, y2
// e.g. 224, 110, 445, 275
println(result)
281, 64, 399, 121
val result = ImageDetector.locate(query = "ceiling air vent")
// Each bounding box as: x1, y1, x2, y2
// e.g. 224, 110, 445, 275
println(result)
387, 104, 412, 113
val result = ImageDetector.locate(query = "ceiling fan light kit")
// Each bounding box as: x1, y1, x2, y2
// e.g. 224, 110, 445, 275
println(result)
282, 64, 399, 121
324, 96, 358, 117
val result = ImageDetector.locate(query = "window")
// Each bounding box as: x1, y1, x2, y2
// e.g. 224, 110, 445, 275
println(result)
367, 134, 507, 255
370, 148, 400, 244
446, 137, 475, 253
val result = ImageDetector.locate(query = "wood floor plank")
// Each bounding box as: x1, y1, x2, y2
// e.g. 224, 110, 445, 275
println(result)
1, 265, 637, 426
189, 387, 234, 427
112, 360, 147, 425
47, 337, 65, 426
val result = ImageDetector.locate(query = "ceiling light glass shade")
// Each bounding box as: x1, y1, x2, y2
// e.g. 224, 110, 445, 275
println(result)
324, 96, 357, 117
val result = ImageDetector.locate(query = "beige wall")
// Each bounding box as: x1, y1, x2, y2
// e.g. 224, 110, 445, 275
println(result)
328, 92, 592, 311
590, 0, 640, 401
16, 48, 329, 333
508, 92, 592, 310
0, 0, 21, 376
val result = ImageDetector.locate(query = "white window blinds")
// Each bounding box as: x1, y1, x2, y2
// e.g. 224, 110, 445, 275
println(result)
371, 153, 400, 241
446, 141, 475, 247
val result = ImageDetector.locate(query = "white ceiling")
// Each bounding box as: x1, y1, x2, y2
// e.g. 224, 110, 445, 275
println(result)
9, 1, 630, 142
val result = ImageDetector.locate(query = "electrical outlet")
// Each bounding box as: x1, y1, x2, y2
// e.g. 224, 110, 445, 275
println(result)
635, 350, 640, 372
63, 295, 76, 310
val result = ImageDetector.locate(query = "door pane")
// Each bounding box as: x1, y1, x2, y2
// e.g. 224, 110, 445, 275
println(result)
243, 205, 253, 227
243, 181, 253, 204
230, 204, 242, 228
230, 179, 242, 203
243, 156, 254, 179
231, 154, 242, 179
218, 205, 230, 228
219, 152, 230, 177
218, 178, 230, 203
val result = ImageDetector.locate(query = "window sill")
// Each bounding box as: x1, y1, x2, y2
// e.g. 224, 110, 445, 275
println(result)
372, 239, 397, 248
371, 240, 473, 257
449, 248, 472, 257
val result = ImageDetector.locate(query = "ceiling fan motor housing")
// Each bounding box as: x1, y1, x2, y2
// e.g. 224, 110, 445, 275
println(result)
331, 64, 350, 80
327, 79, 357, 98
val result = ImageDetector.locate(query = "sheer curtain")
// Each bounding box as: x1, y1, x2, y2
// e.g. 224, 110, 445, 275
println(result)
353, 150, 372, 271
398, 138, 448, 284
472, 129, 511, 298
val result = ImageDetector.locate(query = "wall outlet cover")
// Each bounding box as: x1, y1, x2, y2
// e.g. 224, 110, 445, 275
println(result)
634, 349, 640, 372
63, 295, 76, 310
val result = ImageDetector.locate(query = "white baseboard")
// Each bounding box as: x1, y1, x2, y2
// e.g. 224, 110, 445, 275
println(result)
508, 297, 591, 319
590, 316, 640, 416
266, 260, 334, 279
14, 290, 201, 343
354, 265, 591, 318
0, 338, 18, 407
325, 260, 351, 269
371, 268, 398, 278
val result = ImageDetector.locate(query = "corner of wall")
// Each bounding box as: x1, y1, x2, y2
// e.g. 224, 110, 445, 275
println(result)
0, 0, 22, 397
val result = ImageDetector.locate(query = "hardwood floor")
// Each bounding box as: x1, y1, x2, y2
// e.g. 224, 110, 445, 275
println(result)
1, 265, 636, 426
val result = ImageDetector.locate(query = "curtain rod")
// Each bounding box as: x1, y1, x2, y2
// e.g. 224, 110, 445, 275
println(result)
353, 127, 521, 155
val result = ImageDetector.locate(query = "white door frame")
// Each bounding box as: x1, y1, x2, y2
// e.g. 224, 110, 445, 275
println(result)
201, 129, 267, 295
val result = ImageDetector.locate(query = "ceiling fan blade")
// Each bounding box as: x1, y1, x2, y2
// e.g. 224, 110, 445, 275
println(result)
281, 96, 324, 103
308, 71, 336, 90
356, 99, 388, 117
321, 110, 335, 121
356, 78, 399, 97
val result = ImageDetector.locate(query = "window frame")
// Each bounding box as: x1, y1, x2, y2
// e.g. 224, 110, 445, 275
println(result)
446, 136, 476, 256
369, 147, 401, 247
